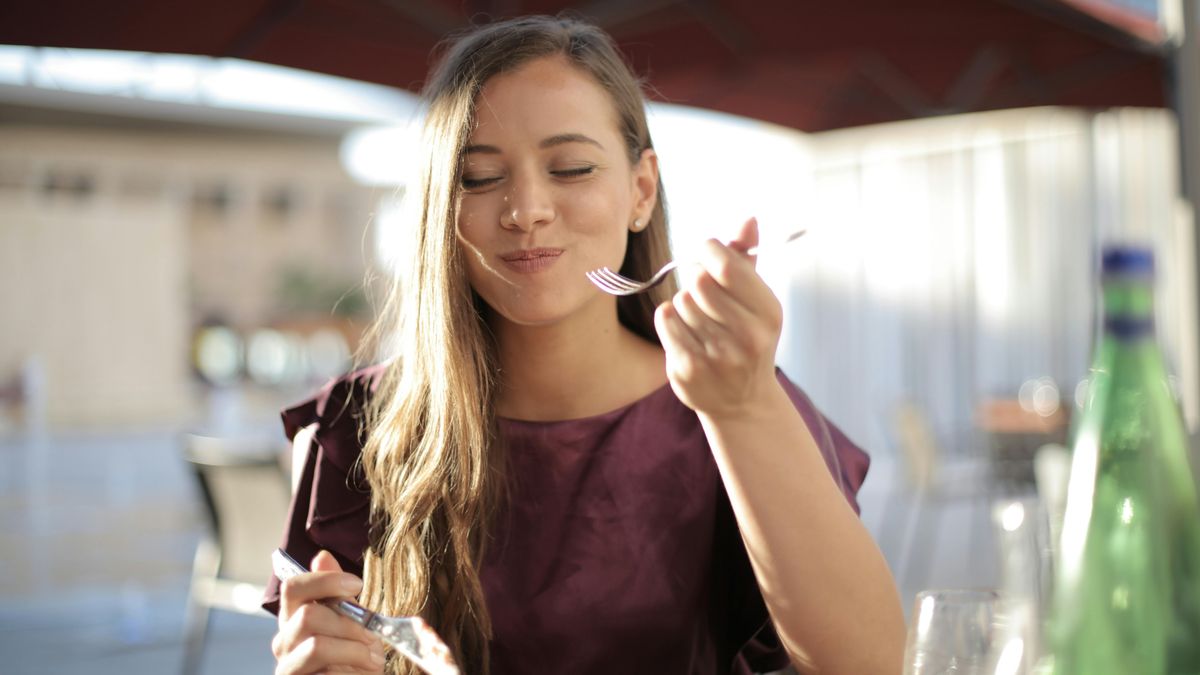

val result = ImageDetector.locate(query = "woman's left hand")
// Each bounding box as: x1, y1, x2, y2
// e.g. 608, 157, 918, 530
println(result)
655, 216, 784, 420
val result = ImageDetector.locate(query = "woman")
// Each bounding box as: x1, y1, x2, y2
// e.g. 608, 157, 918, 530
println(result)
265, 14, 905, 675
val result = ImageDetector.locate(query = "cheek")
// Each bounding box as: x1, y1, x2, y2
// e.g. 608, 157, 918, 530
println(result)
455, 227, 490, 289
456, 197, 506, 272
456, 196, 488, 242
566, 182, 631, 234
452, 209, 490, 285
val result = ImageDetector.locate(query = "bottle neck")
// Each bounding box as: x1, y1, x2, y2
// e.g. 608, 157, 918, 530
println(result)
1102, 276, 1156, 339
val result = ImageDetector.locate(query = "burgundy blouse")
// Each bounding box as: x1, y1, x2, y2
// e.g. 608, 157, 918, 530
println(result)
263, 365, 869, 675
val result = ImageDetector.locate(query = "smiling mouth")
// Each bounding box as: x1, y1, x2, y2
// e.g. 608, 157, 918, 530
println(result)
499, 248, 564, 273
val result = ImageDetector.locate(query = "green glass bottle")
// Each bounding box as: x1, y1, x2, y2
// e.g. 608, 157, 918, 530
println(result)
1045, 245, 1200, 675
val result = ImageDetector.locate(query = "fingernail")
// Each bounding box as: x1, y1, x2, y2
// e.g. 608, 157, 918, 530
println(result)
371, 646, 385, 665
342, 576, 363, 593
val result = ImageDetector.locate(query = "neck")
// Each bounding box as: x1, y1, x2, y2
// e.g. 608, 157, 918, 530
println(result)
490, 303, 666, 421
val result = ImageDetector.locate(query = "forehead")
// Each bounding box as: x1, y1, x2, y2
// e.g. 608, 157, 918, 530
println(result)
470, 55, 622, 145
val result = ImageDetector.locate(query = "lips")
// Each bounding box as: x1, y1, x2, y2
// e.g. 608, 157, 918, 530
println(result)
499, 248, 564, 273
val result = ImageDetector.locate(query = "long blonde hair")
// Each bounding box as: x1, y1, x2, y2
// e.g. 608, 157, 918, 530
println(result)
356, 15, 675, 673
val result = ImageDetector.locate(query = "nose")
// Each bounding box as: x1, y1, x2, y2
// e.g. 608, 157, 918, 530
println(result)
501, 174, 554, 231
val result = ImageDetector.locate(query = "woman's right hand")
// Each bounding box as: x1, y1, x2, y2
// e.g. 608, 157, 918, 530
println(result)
272, 550, 386, 674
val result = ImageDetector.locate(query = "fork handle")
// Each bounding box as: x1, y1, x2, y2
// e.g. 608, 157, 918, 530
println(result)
272, 548, 378, 627
741, 228, 805, 256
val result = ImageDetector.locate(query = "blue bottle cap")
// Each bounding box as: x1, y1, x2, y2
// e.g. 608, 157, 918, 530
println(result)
1101, 245, 1154, 277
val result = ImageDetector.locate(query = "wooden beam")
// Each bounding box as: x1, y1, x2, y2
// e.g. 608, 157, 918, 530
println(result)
943, 45, 1011, 112
1000, 0, 1168, 56
990, 49, 1145, 107
223, 0, 307, 58
1172, 0, 1200, 435
857, 53, 938, 117
681, 0, 755, 59
375, 0, 464, 37
568, 0, 683, 33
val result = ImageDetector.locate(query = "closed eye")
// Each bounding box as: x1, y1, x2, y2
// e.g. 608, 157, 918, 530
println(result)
461, 175, 502, 191
552, 166, 596, 180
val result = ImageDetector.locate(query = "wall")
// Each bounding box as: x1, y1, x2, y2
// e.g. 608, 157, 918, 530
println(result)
0, 124, 376, 429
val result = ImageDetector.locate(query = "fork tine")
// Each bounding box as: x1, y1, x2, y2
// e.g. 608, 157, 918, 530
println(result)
587, 265, 668, 295
597, 268, 642, 292
585, 269, 624, 294
587, 227, 807, 296
587, 268, 639, 295
598, 269, 645, 295
603, 269, 649, 294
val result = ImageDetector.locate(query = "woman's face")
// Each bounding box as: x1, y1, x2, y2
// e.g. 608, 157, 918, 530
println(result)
456, 54, 657, 329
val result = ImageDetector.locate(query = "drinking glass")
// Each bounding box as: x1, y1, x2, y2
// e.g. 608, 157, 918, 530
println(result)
903, 589, 1018, 675
992, 496, 1055, 672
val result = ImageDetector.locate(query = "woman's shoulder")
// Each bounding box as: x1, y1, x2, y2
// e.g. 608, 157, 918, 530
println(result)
281, 362, 390, 468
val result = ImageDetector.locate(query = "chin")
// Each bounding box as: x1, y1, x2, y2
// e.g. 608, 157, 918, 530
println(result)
494, 306, 569, 328
478, 283, 609, 330
480, 293, 570, 327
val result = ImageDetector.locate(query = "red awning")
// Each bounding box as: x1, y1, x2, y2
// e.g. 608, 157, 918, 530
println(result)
0, 0, 1167, 132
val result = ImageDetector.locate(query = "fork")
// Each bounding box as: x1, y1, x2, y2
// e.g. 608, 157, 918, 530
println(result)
271, 549, 460, 675
586, 228, 807, 296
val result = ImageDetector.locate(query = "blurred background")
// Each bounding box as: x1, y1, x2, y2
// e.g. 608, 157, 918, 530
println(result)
0, 0, 1196, 673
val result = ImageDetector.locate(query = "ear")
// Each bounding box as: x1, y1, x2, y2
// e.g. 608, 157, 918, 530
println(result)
630, 148, 659, 231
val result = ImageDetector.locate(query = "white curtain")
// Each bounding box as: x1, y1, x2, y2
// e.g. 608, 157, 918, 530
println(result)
767, 107, 1192, 460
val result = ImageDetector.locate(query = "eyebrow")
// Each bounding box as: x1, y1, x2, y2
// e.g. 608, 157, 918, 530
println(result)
463, 133, 604, 155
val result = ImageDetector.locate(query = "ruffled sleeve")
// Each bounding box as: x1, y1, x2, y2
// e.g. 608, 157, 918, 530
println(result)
777, 369, 870, 514
729, 369, 871, 673
261, 364, 387, 615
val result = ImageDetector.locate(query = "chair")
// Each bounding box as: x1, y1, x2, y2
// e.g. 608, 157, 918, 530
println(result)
882, 401, 996, 597
977, 396, 1069, 492
182, 433, 291, 675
